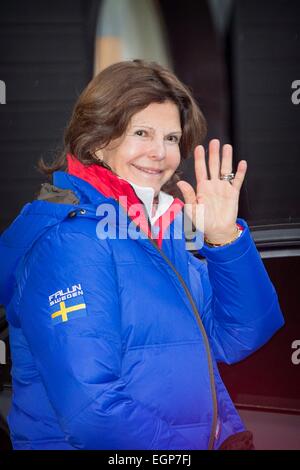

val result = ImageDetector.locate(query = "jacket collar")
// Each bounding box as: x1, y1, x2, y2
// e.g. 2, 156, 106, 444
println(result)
65, 154, 184, 248
120, 180, 174, 226
67, 154, 139, 204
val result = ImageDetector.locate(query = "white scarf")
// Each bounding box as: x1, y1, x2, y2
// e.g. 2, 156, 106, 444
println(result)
126, 180, 174, 225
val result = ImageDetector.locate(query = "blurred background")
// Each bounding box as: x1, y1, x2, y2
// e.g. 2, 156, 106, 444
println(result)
0, 0, 300, 450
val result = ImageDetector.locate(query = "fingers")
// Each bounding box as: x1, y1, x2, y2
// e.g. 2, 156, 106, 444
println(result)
207, 140, 245, 189
194, 145, 207, 184
220, 144, 233, 177
208, 139, 220, 179
195, 140, 231, 182
176, 180, 197, 205
232, 160, 247, 191
191, 139, 246, 192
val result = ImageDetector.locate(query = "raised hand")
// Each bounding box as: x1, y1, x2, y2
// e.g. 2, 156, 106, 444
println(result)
177, 139, 247, 245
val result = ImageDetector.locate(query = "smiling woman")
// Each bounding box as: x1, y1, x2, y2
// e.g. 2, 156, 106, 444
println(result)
94, 101, 182, 196
38, 59, 206, 200
0, 59, 284, 450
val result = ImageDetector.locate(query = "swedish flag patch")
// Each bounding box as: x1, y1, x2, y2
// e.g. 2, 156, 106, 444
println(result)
48, 284, 87, 325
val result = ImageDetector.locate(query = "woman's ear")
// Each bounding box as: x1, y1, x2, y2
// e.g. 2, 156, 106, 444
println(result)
94, 149, 104, 162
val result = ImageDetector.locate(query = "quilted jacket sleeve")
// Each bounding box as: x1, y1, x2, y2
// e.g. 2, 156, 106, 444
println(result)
188, 219, 284, 364
17, 228, 196, 450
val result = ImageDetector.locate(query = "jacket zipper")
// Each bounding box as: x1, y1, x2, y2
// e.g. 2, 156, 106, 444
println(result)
146, 235, 218, 450
115, 200, 218, 450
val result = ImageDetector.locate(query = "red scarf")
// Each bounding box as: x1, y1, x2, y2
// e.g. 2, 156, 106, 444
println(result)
67, 154, 184, 248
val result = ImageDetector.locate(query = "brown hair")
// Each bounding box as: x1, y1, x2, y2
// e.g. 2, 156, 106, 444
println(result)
38, 59, 207, 196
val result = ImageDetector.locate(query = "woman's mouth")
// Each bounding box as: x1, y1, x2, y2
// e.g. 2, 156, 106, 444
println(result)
131, 164, 163, 175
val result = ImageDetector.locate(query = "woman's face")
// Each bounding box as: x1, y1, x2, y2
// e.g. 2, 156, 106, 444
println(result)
96, 101, 182, 195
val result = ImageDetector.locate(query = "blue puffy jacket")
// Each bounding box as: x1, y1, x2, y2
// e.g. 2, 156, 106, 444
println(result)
0, 165, 284, 450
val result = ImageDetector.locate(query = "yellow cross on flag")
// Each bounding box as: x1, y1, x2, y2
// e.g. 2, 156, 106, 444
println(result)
51, 300, 87, 325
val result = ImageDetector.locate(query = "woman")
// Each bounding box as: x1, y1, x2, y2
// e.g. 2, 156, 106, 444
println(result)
0, 60, 284, 450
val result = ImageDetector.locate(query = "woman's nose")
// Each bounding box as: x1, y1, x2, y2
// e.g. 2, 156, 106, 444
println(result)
148, 137, 166, 160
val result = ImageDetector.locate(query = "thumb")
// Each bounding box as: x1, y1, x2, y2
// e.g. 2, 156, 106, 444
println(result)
176, 180, 197, 205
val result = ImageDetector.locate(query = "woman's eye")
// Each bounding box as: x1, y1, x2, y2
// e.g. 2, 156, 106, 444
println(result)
167, 135, 179, 143
135, 130, 147, 137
